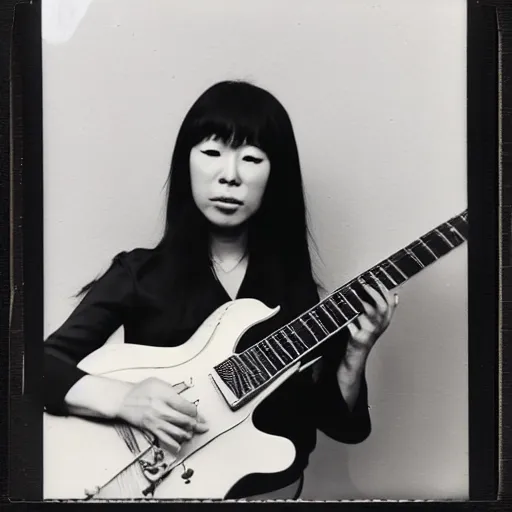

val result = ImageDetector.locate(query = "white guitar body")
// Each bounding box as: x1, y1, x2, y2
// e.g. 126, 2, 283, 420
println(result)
44, 299, 302, 500
44, 211, 469, 500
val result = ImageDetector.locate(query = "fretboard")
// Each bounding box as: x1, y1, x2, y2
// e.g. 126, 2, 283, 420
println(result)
212, 210, 468, 408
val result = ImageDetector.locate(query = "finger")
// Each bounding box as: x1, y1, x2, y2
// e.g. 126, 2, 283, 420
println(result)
153, 428, 182, 453
193, 420, 209, 434
156, 402, 201, 430
372, 276, 392, 298
196, 410, 208, 424
190, 407, 210, 433
347, 322, 358, 338
357, 314, 378, 335
349, 314, 376, 337
192, 405, 209, 431
385, 294, 399, 324
163, 393, 199, 418
359, 299, 379, 321
154, 418, 193, 442
363, 284, 389, 314
362, 281, 386, 300
347, 320, 371, 347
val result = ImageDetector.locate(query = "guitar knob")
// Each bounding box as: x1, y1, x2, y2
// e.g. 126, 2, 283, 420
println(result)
181, 468, 194, 480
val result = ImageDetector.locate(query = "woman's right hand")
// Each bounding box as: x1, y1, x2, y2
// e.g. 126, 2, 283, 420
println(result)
116, 377, 209, 453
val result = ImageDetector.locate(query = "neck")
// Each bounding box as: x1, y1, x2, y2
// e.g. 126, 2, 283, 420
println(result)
209, 226, 248, 262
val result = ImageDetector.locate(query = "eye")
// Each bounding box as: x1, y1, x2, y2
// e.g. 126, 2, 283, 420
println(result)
201, 149, 221, 157
243, 156, 264, 164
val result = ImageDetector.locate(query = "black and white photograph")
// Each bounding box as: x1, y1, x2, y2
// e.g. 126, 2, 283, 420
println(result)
40, 0, 469, 501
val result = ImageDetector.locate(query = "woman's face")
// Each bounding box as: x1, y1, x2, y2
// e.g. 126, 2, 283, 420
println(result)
190, 136, 271, 229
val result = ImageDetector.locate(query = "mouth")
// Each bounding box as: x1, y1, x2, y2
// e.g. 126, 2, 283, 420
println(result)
210, 197, 244, 206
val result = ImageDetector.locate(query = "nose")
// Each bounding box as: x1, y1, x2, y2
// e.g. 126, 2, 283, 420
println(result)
218, 153, 240, 187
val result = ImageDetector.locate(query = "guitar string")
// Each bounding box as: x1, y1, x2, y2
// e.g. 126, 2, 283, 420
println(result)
229, 214, 468, 376
222, 222, 468, 394
92, 214, 469, 495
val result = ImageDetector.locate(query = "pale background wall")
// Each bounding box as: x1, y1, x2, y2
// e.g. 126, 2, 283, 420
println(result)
42, 0, 468, 500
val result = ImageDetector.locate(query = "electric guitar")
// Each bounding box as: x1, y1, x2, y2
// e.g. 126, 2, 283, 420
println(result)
43, 210, 468, 500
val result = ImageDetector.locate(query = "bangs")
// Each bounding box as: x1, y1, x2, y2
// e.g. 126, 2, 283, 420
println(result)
189, 104, 274, 154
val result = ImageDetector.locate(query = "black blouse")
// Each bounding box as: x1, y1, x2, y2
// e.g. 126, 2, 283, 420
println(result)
44, 248, 371, 498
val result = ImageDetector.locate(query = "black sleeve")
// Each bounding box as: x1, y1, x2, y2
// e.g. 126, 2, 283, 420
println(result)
290, 280, 372, 443
43, 252, 135, 416
312, 330, 372, 444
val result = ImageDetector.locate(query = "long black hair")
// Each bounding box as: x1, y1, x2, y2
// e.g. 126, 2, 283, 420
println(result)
78, 80, 320, 321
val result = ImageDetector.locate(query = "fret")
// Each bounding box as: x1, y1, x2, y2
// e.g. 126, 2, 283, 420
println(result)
372, 267, 397, 288
268, 334, 294, 364
339, 291, 361, 314
331, 292, 358, 319
263, 338, 286, 365
212, 210, 468, 405
356, 275, 370, 288
231, 356, 254, 394
363, 271, 391, 292
351, 277, 385, 306
229, 360, 246, 397
405, 247, 425, 268
309, 310, 331, 335
259, 339, 286, 370
435, 228, 454, 249
446, 221, 464, 241
252, 345, 278, 376
421, 231, 451, 257
291, 322, 316, 349
274, 331, 299, 359
245, 347, 273, 379
438, 223, 465, 247
319, 303, 341, 329
325, 296, 351, 322
378, 265, 399, 286
348, 284, 365, 306
415, 239, 438, 264
243, 348, 262, 371
387, 258, 408, 279
352, 278, 375, 300
382, 260, 407, 284
239, 351, 268, 386
393, 253, 423, 278
451, 215, 468, 238
355, 274, 370, 291
277, 330, 302, 357
285, 324, 312, 352
299, 317, 322, 343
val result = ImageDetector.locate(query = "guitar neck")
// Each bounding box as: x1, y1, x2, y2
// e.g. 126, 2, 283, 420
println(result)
212, 210, 468, 409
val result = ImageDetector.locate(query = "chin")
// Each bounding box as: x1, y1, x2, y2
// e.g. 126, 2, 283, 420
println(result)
210, 220, 245, 230
205, 211, 248, 231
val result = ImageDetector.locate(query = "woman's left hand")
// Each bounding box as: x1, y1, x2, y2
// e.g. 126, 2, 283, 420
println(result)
347, 283, 399, 354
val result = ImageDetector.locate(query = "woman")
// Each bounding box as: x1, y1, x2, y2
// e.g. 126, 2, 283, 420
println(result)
44, 80, 398, 500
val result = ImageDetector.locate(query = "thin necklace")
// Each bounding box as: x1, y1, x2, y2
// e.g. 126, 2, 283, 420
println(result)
211, 252, 248, 274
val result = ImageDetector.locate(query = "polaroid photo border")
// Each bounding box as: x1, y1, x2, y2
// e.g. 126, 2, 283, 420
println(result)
2, 0, 504, 507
